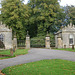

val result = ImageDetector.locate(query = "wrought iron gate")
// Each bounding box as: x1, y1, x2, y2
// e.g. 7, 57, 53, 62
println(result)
17, 38, 55, 48
30, 39, 45, 48
50, 39, 55, 47
17, 40, 25, 48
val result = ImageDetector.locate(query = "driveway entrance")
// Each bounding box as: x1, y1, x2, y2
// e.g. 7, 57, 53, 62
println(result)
0, 48, 75, 70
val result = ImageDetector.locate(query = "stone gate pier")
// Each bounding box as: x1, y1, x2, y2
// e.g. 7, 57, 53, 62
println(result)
25, 31, 30, 49
45, 32, 50, 49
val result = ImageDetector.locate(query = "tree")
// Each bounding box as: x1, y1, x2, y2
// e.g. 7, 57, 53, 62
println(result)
27, 0, 65, 36
63, 5, 75, 25
69, 6, 75, 24
1, 0, 65, 38
1, 0, 29, 39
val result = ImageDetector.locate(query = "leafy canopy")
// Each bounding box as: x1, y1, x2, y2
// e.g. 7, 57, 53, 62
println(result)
1, 0, 65, 38
27, 0, 65, 36
1, 0, 29, 39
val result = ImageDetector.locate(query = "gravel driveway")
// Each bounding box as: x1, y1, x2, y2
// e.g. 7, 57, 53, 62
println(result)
0, 48, 75, 70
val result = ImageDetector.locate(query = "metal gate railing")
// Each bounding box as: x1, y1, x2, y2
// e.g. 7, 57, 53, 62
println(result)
17, 39, 55, 48
30, 39, 45, 48
17, 40, 25, 47
50, 40, 55, 47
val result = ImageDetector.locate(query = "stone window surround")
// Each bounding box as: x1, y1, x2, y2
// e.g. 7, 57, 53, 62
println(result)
69, 34, 74, 45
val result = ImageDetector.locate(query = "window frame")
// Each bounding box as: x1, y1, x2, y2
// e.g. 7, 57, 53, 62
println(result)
0, 34, 4, 42
69, 34, 74, 45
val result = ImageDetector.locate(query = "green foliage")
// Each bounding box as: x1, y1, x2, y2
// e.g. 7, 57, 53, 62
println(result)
2, 59, 75, 75
69, 6, 75, 24
49, 33, 55, 47
1, 0, 65, 38
30, 33, 55, 47
1, 0, 29, 39
64, 5, 75, 25
27, 0, 65, 36
30, 36, 45, 47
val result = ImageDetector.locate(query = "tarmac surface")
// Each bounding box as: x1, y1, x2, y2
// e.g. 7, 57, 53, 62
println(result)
0, 48, 75, 70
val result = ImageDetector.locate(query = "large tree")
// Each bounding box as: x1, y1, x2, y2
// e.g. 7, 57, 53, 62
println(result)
63, 5, 75, 25
69, 6, 75, 24
1, 0, 65, 38
27, 0, 65, 36
1, 0, 29, 39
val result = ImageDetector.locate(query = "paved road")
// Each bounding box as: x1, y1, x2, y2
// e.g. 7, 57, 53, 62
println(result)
0, 48, 75, 70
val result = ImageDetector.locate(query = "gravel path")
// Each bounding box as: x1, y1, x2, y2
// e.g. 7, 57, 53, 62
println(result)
0, 48, 75, 70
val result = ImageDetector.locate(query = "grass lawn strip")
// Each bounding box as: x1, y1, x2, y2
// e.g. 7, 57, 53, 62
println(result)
0, 49, 29, 59
2, 59, 75, 75
54, 48, 75, 52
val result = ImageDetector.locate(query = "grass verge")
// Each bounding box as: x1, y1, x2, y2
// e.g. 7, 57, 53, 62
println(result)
53, 48, 75, 52
2, 59, 75, 75
0, 49, 29, 59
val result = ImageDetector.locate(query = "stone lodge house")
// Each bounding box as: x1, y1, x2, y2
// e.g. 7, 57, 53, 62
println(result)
0, 22, 13, 49
55, 23, 75, 48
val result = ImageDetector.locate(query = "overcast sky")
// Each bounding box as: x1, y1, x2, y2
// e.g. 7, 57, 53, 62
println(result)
0, 0, 75, 13
0, 0, 75, 7
60, 0, 75, 6
24, 0, 75, 6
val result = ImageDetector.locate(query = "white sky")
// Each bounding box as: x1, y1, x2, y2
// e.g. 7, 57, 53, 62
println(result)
0, 0, 75, 9
0, 0, 75, 6
60, 0, 75, 6
24, 0, 75, 6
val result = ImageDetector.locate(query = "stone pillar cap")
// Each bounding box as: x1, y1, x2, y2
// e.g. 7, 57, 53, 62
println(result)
57, 35, 61, 38
57, 36, 61, 38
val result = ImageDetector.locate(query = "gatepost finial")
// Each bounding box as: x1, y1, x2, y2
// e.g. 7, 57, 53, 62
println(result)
47, 31, 48, 35
26, 31, 29, 37
27, 31, 29, 35
46, 31, 49, 37
14, 32, 16, 38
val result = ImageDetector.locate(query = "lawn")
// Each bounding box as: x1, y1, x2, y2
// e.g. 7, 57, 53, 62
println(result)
2, 59, 75, 75
0, 49, 29, 59
54, 48, 75, 52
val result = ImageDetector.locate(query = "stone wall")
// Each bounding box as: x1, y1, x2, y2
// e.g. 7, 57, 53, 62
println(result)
0, 23, 13, 50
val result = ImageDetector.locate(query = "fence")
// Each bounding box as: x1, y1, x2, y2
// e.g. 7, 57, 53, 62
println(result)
17, 40, 25, 48
17, 38, 55, 48
50, 39, 55, 47
30, 39, 45, 48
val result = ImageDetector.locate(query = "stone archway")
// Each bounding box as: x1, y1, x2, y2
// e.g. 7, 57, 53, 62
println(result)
0, 40, 5, 49
0, 34, 5, 49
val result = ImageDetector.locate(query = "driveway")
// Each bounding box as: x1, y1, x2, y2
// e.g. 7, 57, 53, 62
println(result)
0, 48, 75, 70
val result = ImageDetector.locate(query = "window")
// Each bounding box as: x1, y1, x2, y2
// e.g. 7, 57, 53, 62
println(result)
69, 38, 73, 45
0, 34, 4, 42
69, 35, 74, 45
